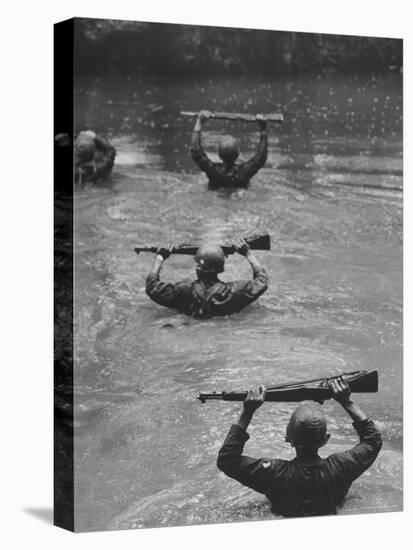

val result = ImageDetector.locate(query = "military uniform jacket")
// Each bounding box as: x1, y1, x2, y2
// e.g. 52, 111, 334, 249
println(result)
217, 420, 382, 517
190, 130, 268, 189
146, 265, 268, 318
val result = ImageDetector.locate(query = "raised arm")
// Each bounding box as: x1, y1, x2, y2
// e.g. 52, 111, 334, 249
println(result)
330, 377, 368, 423
326, 376, 382, 481
240, 116, 268, 179
217, 386, 275, 494
147, 251, 167, 281
190, 110, 216, 173
232, 237, 269, 298
235, 385, 266, 430
145, 245, 180, 308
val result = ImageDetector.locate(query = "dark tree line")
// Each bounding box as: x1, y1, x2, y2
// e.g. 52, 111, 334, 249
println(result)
74, 18, 402, 77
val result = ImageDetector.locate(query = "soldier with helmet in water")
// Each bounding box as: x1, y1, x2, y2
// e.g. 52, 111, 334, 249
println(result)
74, 130, 116, 186
55, 130, 116, 187
145, 238, 268, 318
190, 110, 268, 190
217, 376, 382, 517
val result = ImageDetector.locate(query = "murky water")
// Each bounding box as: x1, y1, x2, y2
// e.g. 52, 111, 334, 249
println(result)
72, 74, 402, 531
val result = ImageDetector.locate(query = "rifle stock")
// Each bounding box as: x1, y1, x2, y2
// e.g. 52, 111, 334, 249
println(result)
197, 369, 378, 404
134, 233, 270, 255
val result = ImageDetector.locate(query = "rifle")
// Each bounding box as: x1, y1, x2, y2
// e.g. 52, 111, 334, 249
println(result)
181, 111, 284, 123
197, 369, 378, 404
134, 232, 270, 256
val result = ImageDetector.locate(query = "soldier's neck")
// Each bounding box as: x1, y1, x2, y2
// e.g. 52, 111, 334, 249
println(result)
295, 447, 320, 460
198, 274, 219, 285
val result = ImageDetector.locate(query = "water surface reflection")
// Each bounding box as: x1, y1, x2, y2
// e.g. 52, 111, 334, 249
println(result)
73, 74, 402, 531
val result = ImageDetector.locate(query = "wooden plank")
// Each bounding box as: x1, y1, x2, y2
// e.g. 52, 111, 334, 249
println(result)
180, 111, 284, 123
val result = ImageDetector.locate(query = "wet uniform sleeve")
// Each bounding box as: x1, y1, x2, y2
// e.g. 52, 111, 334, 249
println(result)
217, 424, 279, 495
145, 273, 192, 310
227, 264, 269, 309
190, 130, 220, 180
326, 419, 382, 484
238, 130, 268, 180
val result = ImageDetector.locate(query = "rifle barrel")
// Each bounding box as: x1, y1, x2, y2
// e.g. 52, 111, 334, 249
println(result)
197, 369, 378, 404
180, 111, 284, 123
134, 233, 270, 256
266, 370, 365, 391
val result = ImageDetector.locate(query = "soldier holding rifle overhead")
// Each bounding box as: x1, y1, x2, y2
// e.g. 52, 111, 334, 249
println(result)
217, 376, 382, 517
145, 238, 268, 319
190, 110, 268, 190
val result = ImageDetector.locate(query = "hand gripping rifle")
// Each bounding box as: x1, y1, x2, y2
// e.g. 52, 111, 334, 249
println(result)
134, 232, 270, 256
197, 369, 378, 405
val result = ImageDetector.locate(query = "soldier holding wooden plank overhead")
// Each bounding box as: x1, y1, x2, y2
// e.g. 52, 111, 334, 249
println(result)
186, 110, 282, 190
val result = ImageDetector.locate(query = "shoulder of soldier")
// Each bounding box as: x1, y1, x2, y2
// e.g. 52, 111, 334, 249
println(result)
226, 279, 251, 291
211, 279, 234, 293
259, 458, 289, 473
237, 158, 252, 167
174, 278, 195, 291
324, 449, 355, 471
148, 276, 192, 289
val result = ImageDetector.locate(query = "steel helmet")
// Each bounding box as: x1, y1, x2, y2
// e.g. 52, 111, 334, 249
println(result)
218, 135, 240, 163
286, 404, 329, 448
195, 243, 225, 274
75, 131, 96, 159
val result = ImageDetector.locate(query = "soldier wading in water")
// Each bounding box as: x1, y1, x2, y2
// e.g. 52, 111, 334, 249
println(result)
217, 376, 382, 517
55, 130, 116, 187
190, 110, 268, 190
145, 238, 268, 319
74, 130, 116, 186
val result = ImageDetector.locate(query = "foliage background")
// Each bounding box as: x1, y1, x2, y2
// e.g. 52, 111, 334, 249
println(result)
75, 19, 402, 77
